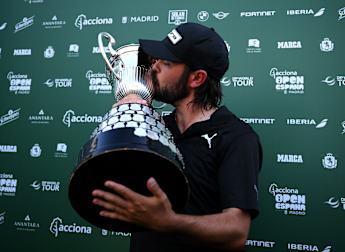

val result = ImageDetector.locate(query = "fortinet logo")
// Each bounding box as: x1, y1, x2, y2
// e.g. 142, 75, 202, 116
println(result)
246, 239, 275, 248
241, 118, 275, 125
240, 11, 276, 17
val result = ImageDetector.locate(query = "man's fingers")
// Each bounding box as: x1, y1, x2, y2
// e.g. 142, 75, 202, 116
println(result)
104, 180, 142, 201
146, 177, 167, 200
92, 188, 128, 208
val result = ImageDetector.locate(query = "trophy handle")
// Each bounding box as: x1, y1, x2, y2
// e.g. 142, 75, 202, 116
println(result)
98, 32, 122, 81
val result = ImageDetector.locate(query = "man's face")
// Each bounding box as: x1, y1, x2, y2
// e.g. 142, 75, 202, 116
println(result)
150, 60, 191, 105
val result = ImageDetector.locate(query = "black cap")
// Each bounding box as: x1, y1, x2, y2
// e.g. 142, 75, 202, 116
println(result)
139, 22, 229, 81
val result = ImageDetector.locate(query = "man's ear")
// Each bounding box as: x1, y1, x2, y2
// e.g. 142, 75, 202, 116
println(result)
189, 70, 207, 88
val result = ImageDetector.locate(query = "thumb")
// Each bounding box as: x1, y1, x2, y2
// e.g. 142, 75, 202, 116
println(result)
147, 177, 165, 198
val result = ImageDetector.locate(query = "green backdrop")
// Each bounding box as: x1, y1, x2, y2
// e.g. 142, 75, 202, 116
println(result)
0, 0, 344, 251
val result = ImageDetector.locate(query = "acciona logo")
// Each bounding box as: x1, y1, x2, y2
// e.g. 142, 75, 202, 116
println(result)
49, 217, 92, 237
268, 183, 306, 216
86, 70, 112, 94
62, 110, 102, 127
74, 14, 113, 30
270, 67, 304, 95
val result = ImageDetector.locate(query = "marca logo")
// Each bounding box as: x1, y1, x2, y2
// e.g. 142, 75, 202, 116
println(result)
277, 154, 303, 163
277, 41, 302, 49
74, 14, 113, 30
49, 217, 92, 237
13, 49, 32, 56
0, 145, 17, 153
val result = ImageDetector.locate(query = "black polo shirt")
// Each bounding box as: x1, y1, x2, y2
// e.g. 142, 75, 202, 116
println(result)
130, 106, 262, 252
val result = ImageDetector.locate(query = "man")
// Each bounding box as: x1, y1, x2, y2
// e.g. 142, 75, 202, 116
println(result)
92, 22, 262, 251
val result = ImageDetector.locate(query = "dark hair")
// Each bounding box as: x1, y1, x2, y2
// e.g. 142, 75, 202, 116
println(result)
191, 75, 223, 110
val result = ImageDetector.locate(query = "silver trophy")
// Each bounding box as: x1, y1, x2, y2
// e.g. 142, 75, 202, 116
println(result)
68, 32, 189, 232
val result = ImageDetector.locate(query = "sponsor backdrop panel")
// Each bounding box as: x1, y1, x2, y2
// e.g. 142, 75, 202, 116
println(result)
0, 0, 344, 251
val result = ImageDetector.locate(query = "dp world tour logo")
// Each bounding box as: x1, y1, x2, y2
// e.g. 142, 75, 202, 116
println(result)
49, 217, 92, 237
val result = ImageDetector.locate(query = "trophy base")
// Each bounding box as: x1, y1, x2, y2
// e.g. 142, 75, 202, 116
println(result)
68, 129, 189, 232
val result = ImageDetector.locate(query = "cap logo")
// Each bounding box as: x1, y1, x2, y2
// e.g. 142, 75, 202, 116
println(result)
167, 29, 182, 45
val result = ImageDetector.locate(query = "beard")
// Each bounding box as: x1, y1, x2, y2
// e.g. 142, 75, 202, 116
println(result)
151, 67, 190, 105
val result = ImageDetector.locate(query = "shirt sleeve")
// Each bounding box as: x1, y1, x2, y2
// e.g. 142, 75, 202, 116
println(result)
217, 132, 262, 219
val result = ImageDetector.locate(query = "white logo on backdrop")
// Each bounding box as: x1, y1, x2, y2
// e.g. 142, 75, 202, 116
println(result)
30, 144, 42, 157
320, 38, 334, 52
197, 11, 209, 22
44, 46, 55, 58
0, 109, 21, 126
74, 14, 113, 30
270, 68, 304, 94
168, 10, 188, 25
14, 16, 34, 33
338, 7, 345, 20
49, 217, 92, 237
322, 153, 337, 169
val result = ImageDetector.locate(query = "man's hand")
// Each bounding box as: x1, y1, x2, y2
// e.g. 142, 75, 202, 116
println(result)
92, 177, 176, 231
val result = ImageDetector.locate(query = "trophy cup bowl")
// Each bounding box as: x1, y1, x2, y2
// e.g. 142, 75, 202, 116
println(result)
68, 32, 189, 232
